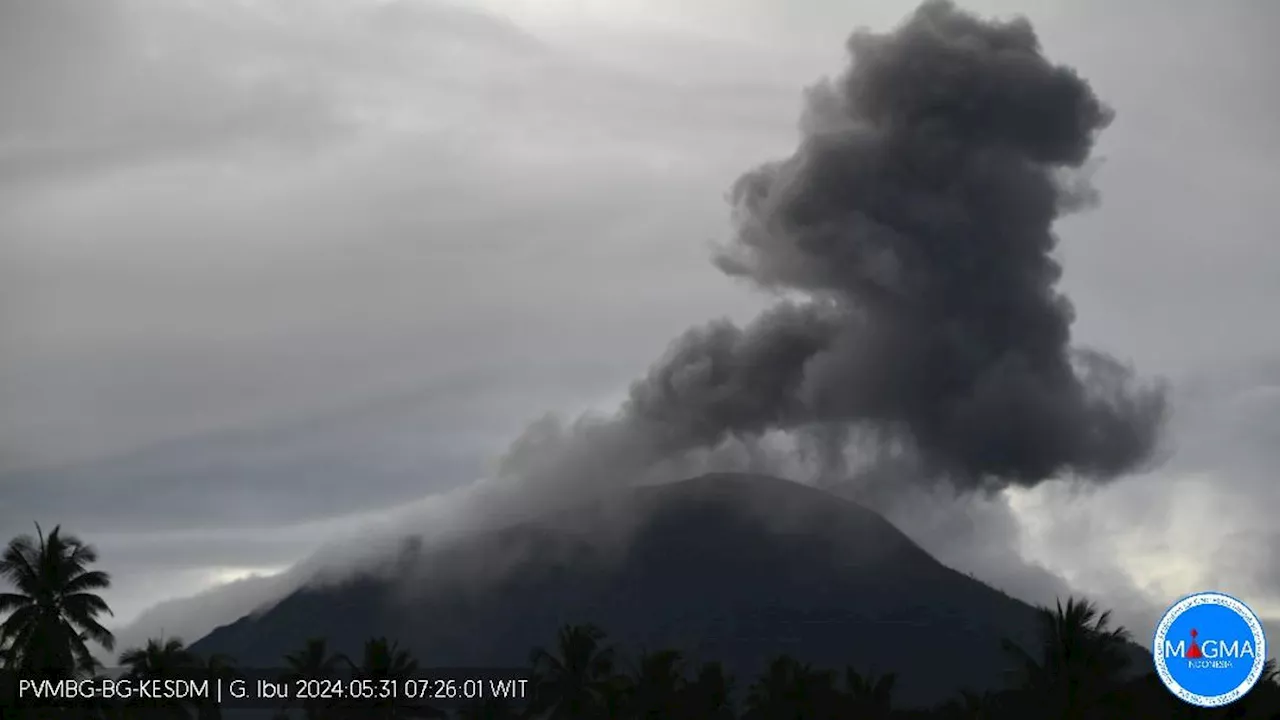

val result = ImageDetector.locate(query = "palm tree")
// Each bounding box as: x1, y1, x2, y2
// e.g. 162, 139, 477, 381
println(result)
346, 636, 443, 718
622, 648, 686, 719
676, 660, 735, 720
844, 667, 896, 718
281, 637, 344, 720
1001, 596, 1133, 720
743, 654, 841, 720
527, 623, 620, 720
192, 652, 239, 720
938, 688, 1000, 719
743, 655, 801, 719
119, 636, 197, 677
118, 636, 200, 719
0, 525, 115, 676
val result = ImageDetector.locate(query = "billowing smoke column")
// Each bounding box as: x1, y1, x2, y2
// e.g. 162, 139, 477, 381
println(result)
500, 0, 1166, 495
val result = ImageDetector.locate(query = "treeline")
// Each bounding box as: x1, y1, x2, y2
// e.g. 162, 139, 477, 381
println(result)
4, 525, 1279, 719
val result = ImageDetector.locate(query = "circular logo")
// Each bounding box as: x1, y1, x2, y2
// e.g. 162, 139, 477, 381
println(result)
1152, 591, 1267, 707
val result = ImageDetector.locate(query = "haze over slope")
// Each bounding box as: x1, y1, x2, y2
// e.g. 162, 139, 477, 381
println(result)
192, 474, 1055, 706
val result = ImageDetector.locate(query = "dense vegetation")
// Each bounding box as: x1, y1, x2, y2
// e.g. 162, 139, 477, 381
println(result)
3, 525, 1278, 719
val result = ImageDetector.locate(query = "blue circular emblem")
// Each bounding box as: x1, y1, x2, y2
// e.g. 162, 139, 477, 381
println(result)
1152, 591, 1267, 707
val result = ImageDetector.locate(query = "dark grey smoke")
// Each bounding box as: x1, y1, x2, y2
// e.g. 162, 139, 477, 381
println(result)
501, 0, 1166, 495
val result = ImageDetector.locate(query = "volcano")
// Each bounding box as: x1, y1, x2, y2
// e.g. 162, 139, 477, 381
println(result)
190, 473, 1052, 706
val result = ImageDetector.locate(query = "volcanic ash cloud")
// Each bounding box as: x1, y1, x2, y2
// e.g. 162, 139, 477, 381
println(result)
499, 0, 1167, 499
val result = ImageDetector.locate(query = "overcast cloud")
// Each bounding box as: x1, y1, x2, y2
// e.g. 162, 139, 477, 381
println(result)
2, 0, 1278, 656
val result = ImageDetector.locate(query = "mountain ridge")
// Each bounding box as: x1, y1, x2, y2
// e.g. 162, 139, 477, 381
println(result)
189, 473, 1085, 705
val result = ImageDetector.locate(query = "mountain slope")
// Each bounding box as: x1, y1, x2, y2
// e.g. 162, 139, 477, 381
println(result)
191, 473, 1047, 706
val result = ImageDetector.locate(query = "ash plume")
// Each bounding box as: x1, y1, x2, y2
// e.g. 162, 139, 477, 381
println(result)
500, 0, 1166, 498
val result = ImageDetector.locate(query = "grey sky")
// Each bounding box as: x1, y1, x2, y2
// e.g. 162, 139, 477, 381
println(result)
2, 0, 1278, 655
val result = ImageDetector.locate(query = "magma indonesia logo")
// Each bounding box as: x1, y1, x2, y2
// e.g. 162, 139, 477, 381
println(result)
1153, 591, 1268, 707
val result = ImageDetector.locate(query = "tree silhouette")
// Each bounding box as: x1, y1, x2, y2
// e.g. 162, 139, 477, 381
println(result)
118, 636, 199, 719
1001, 597, 1133, 720
192, 652, 239, 720
621, 648, 686, 719
119, 636, 197, 677
345, 636, 444, 719
8, 524, 1280, 720
527, 623, 620, 720
0, 525, 115, 676
938, 688, 1000, 719
281, 637, 345, 720
742, 655, 841, 720
676, 661, 735, 720
844, 667, 896, 719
